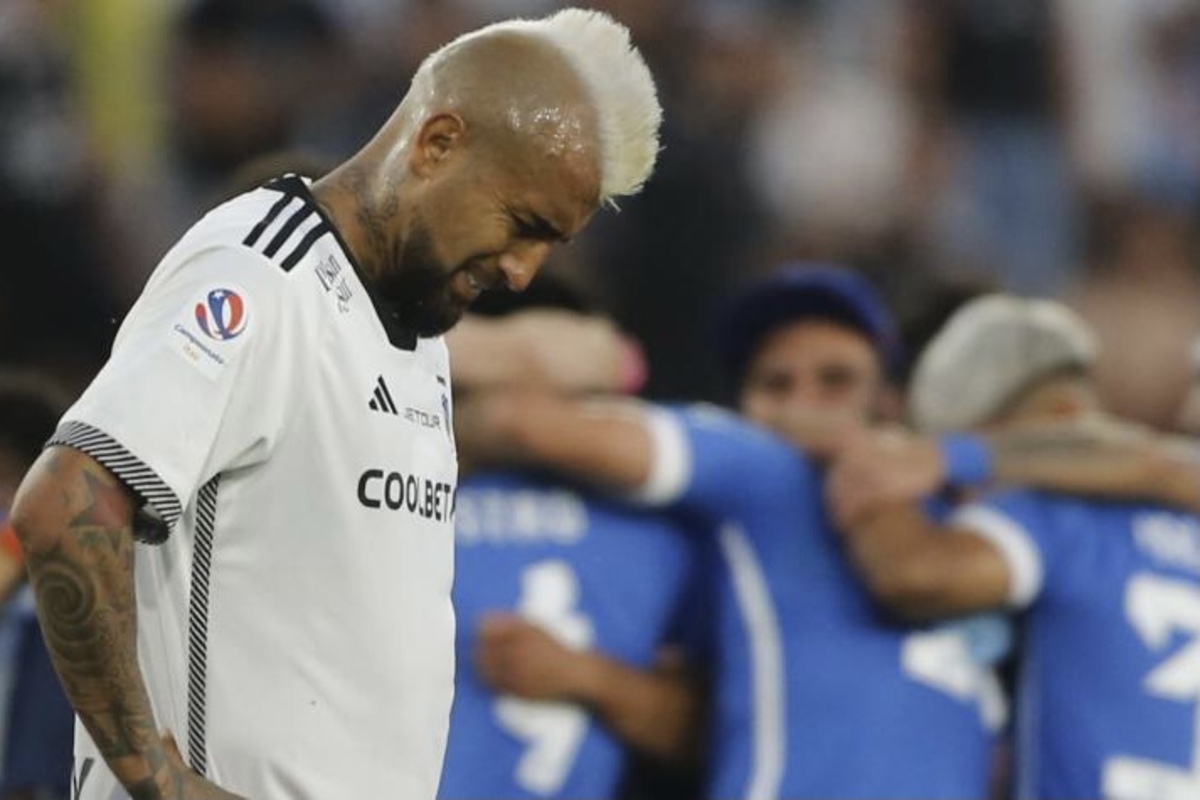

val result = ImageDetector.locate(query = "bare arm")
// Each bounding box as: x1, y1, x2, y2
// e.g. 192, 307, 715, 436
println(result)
474, 614, 703, 764
11, 446, 243, 800
835, 502, 1014, 622
829, 420, 1200, 523
986, 422, 1200, 513
454, 389, 657, 493
447, 312, 643, 395
570, 647, 703, 766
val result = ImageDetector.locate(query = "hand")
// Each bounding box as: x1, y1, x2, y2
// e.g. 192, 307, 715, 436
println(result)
827, 426, 943, 529
127, 732, 247, 800
769, 405, 867, 462
507, 310, 646, 394
474, 613, 591, 702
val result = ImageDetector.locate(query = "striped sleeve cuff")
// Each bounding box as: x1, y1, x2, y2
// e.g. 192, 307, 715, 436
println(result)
951, 504, 1043, 608
47, 421, 183, 535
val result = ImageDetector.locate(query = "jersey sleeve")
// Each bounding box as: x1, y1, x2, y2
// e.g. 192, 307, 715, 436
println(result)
634, 403, 810, 521
48, 244, 296, 532
951, 489, 1053, 609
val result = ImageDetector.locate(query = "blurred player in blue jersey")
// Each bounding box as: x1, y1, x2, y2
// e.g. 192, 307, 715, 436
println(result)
461, 264, 1016, 799
439, 275, 705, 800
828, 294, 1200, 800
457, 263, 1196, 800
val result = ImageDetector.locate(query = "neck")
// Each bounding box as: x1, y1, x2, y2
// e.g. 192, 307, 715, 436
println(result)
311, 164, 399, 286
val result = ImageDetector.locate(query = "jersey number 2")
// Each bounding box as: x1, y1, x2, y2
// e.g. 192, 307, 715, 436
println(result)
494, 560, 595, 796
1103, 573, 1200, 800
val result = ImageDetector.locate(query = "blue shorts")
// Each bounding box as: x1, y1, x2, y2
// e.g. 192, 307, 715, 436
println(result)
1, 614, 73, 795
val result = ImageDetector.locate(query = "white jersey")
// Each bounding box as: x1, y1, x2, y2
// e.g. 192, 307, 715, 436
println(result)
51, 176, 458, 800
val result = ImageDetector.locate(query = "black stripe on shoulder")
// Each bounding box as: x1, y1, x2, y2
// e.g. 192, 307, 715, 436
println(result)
262, 204, 317, 258
262, 174, 310, 196
47, 421, 184, 537
243, 174, 332, 272
280, 221, 331, 272
242, 192, 294, 248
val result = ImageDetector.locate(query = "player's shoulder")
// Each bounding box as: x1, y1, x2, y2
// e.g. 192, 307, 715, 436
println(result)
969, 486, 1047, 519
982, 486, 1146, 521
166, 175, 327, 280
658, 401, 757, 437
960, 487, 1085, 548
655, 401, 814, 472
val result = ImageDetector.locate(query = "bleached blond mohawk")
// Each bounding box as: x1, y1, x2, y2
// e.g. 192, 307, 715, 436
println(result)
423, 7, 662, 205
531, 8, 662, 203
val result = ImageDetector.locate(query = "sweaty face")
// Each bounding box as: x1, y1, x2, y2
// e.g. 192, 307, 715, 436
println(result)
389, 133, 601, 337
739, 320, 885, 452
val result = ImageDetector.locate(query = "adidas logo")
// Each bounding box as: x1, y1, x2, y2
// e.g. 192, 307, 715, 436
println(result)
368, 375, 399, 415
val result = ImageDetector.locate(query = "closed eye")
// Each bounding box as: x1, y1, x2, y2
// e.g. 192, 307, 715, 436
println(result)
513, 213, 567, 243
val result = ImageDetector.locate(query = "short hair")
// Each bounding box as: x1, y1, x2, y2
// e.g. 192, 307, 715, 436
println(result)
718, 263, 903, 386
416, 8, 662, 204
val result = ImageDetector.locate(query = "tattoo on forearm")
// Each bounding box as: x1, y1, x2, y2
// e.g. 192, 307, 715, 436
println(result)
25, 459, 162, 775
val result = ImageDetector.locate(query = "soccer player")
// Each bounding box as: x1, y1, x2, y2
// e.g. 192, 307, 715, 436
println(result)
440, 277, 704, 800
9, 9, 662, 800
828, 295, 1200, 800
461, 264, 1012, 799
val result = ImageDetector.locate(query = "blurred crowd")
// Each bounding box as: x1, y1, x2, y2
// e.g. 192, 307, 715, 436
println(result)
0, 0, 1197, 424
0, 1, 1198, 799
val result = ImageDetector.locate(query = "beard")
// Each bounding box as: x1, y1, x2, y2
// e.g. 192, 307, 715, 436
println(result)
376, 222, 471, 338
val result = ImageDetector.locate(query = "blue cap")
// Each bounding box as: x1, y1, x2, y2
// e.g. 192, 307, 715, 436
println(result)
718, 262, 903, 381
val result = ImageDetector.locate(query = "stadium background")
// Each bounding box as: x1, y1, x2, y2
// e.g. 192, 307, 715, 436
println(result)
1, 0, 1197, 422
0, 0, 1197, 793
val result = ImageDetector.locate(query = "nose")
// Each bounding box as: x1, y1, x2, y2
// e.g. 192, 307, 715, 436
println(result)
784, 380, 822, 410
498, 242, 552, 292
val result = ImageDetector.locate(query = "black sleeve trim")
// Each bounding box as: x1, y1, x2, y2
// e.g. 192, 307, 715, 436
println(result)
47, 421, 184, 540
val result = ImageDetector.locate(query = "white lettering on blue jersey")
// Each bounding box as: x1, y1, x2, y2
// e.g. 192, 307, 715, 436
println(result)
958, 491, 1200, 800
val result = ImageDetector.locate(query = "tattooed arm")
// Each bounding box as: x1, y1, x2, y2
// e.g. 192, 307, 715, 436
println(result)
10, 446, 244, 800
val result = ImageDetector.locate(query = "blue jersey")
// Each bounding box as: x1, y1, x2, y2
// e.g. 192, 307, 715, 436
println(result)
646, 405, 1000, 800
439, 471, 700, 800
956, 490, 1200, 800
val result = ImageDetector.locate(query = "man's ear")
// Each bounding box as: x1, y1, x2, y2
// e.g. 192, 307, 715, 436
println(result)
411, 113, 466, 177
